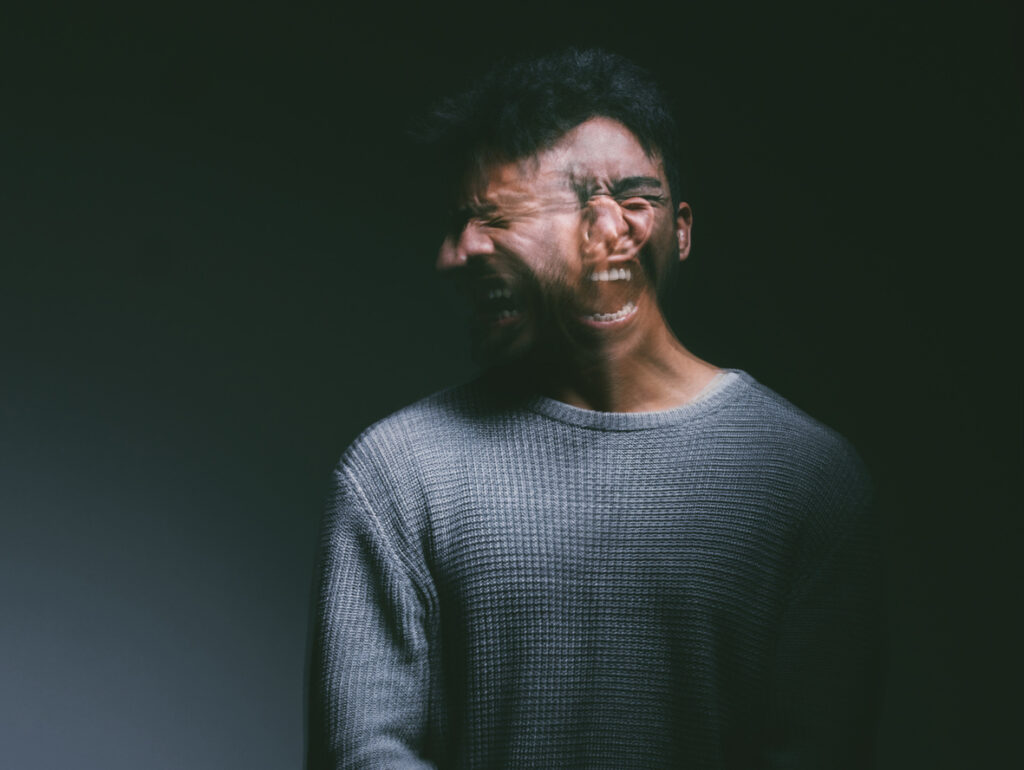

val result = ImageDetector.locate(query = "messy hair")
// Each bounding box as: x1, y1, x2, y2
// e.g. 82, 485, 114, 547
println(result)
417, 48, 684, 206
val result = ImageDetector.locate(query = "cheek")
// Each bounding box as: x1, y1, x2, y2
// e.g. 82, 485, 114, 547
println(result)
639, 227, 678, 286
524, 222, 584, 277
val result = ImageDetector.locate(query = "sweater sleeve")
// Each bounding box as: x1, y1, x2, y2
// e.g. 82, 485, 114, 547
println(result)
306, 463, 436, 770
761, 451, 886, 769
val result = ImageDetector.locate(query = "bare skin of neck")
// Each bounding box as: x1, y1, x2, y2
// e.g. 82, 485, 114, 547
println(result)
554, 333, 718, 413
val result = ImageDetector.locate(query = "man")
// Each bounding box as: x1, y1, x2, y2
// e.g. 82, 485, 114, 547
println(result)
308, 49, 883, 768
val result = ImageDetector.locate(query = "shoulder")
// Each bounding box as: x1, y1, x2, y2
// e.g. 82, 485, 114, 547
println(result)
332, 380, 504, 507
721, 371, 874, 533
723, 371, 868, 479
341, 381, 491, 468
322, 385, 489, 568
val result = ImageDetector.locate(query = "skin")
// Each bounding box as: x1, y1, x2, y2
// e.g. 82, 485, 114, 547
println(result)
437, 117, 719, 413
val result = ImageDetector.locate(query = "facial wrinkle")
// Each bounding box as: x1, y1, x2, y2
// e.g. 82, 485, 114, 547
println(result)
567, 170, 666, 210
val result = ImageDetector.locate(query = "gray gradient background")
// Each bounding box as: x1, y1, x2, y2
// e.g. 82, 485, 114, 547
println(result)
2, 2, 1020, 768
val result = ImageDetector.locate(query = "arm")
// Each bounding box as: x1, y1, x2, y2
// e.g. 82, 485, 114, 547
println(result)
762, 459, 886, 768
307, 464, 436, 769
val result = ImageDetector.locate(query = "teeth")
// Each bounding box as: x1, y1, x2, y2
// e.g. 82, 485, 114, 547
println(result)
487, 287, 513, 300
589, 268, 632, 282
497, 309, 520, 320
585, 301, 636, 323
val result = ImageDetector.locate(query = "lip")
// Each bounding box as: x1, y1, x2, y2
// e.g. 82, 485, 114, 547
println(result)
477, 307, 524, 327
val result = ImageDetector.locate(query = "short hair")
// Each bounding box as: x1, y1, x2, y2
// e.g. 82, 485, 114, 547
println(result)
418, 48, 684, 207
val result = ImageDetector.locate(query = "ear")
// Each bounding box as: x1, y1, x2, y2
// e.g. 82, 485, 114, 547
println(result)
676, 202, 693, 262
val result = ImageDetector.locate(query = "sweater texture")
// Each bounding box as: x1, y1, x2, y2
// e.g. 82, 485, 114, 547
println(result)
308, 370, 883, 769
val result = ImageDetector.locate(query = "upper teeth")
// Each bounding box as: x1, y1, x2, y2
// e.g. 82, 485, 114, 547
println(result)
585, 301, 637, 323
487, 287, 513, 300
590, 268, 631, 282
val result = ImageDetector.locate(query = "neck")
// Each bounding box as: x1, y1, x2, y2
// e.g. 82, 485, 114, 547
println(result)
489, 312, 720, 413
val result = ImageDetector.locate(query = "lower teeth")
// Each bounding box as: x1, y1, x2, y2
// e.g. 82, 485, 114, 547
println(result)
587, 301, 635, 322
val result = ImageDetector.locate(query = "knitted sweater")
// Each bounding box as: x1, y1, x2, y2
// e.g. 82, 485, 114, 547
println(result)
308, 370, 883, 769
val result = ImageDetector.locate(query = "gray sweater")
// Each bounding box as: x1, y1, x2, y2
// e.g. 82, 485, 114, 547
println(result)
308, 370, 883, 769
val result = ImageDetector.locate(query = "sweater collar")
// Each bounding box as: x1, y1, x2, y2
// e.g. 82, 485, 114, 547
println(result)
522, 369, 749, 431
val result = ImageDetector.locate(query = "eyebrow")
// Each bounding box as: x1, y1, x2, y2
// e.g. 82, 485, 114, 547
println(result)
608, 176, 664, 195
569, 174, 664, 205
454, 201, 500, 221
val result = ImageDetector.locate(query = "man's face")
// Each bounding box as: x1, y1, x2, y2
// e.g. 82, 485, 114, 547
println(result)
437, 117, 691, 365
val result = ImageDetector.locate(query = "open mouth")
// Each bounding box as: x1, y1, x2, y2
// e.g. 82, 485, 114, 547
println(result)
580, 261, 639, 327
474, 283, 523, 325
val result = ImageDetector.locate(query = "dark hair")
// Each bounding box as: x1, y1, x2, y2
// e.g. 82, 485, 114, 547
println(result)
417, 48, 684, 206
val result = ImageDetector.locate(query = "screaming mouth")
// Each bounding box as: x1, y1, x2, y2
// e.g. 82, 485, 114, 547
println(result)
478, 284, 522, 325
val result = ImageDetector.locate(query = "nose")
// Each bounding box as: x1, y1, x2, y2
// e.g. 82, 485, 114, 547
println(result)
436, 221, 495, 271
585, 196, 629, 245
582, 195, 653, 263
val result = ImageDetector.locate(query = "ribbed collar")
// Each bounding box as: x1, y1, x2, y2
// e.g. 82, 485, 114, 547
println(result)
523, 369, 751, 431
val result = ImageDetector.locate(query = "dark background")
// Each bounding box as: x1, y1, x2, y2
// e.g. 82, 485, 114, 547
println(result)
1, 2, 1019, 767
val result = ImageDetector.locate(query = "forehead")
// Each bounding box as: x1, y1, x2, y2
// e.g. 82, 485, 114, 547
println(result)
468, 117, 666, 202
548, 117, 664, 181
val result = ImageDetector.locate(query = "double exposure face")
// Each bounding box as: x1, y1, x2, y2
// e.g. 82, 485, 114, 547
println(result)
437, 117, 691, 365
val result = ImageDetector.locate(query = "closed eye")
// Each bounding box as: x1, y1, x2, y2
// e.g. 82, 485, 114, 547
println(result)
618, 194, 665, 210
